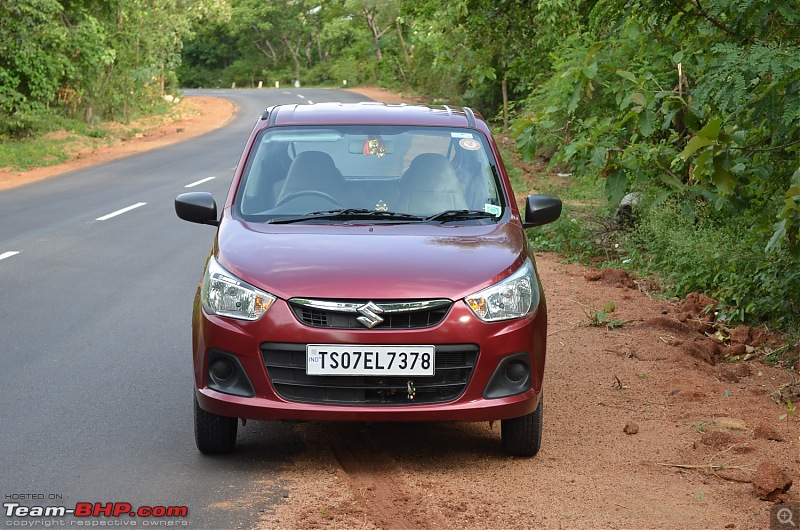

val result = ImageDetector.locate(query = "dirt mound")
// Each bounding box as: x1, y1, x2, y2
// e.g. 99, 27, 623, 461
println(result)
637, 290, 787, 368
583, 267, 637, 289
700, 430, 735, 448
677, 292, 718, 317
753, 422, 784, 442
685, 336, 726, 365
729, 324, 777, 349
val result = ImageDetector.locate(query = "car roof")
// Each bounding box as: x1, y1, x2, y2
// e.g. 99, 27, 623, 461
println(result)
260, 102, 484, 129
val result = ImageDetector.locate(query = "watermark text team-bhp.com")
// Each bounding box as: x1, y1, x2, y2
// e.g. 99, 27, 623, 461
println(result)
4, 494, 189, 527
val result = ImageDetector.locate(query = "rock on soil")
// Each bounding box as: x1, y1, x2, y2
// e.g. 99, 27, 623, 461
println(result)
714, 417, 748, 432
700, 430, 735, 448
753, 423, 784, 442
685, 336, 725, 365
718, 363, 752, 383
753, 461, 793, 501
623, 421, 639, 435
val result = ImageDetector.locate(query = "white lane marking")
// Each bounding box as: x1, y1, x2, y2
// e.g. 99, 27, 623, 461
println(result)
96, 202, 147, 221
0, 251, 20, 261
307, 100, 314, 104
297, 95, 305, 99
185, 177, 216, 188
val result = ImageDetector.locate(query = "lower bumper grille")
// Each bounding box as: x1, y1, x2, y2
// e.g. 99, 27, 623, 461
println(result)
261, 343, 478, 406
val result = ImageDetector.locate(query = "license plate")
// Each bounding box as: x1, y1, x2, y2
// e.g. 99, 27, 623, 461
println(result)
306, 345, 435, 376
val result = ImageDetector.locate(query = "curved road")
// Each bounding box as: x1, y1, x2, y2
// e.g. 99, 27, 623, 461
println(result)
0, 89, 372, 528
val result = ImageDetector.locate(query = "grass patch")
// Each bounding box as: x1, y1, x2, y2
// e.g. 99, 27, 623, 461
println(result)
0, 118, 111, 171
0, 138, 72, 170
0, 101, 180, 172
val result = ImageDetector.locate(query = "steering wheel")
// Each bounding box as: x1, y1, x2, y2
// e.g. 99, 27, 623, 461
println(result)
275, 190, 343, 208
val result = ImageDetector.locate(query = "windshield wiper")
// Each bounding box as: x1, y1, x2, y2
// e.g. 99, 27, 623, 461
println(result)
423, 209, 499, 222
269, 208, 424, 224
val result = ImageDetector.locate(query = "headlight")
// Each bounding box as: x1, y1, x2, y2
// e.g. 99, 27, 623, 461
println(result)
465, 259, 540, 322
201, 257, 276, 321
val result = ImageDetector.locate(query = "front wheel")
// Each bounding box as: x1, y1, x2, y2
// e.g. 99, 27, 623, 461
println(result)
501, 392, 543, 457
194, 393, 238, 454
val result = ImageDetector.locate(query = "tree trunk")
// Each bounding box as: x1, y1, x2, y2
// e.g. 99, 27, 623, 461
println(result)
396, 18, 409, 66
304, 36, 312, 68
364, 7, 382, 62
502, 77, 509, 130
253, 36, 278, 66
280, 34, 302, 82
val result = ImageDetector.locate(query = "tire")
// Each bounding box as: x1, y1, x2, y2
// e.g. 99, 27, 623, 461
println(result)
501, 392, 543, 457
194, 393, 238, 454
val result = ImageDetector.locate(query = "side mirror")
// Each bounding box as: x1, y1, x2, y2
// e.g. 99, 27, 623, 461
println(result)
175, 192, 218, 226
522, 195, 562, 228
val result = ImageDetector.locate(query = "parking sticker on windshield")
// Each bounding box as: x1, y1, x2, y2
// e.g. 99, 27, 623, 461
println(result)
451, 132, 473, 138
459, 138, 481, 151
484, 204, 502, 216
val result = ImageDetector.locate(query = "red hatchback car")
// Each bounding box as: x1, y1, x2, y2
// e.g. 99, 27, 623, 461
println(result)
175, 102, 561, 457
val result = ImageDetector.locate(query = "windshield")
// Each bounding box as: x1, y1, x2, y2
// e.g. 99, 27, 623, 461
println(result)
234, 125, 504, 222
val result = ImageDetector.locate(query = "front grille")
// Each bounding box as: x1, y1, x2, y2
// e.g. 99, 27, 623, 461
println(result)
261, 343, 478, 406
288, 298, 451, 330
293, 306, 449, 329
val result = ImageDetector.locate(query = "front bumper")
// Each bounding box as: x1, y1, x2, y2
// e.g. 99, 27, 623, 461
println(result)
192, 297, 547, 422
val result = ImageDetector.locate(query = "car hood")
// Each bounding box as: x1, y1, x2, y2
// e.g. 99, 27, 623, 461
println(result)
215, 220, 528, 301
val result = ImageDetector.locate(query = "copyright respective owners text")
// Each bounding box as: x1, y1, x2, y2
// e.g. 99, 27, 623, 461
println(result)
773, 503, 800, 530
3, 493, 191, 527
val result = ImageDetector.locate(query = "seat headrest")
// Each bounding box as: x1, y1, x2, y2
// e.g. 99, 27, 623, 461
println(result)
401, 153, 461, 191
279, 151, 344, 199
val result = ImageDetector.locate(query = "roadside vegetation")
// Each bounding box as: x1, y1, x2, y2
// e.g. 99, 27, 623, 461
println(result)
1, 0, 223, 166
2, 0, 798, 339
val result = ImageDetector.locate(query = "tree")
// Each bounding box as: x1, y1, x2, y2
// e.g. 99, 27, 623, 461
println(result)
1, 0, 227, 133
0, 0, 69, 135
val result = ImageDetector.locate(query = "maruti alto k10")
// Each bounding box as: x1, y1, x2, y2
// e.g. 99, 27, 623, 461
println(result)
175, 102, 561, 456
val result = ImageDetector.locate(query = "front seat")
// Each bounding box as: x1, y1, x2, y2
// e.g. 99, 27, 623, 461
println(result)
397, 153, 468, 214
276, 151, 345, 206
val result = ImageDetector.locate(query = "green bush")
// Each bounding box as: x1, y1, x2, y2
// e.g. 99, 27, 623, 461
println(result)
623, 198, 799, 328
527, 205, 606, 259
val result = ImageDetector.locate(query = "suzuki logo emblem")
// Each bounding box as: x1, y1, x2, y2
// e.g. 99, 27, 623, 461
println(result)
356, 301, 384, 329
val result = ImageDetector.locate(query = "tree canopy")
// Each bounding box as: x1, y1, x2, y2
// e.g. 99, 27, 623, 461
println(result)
0, 0, 228, 134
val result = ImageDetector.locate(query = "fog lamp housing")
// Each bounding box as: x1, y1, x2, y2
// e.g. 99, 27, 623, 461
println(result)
207, 351, 255, 398
483, 352, 532, 399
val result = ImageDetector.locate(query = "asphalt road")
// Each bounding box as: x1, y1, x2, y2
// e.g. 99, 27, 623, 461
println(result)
0, 88, 372, 528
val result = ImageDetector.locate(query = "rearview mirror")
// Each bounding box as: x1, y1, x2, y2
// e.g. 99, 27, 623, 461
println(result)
348, 140, 394, 155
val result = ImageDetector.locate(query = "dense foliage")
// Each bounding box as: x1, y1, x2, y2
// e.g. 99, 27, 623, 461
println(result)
0, 0, 228, 136
514, 0, 800, 328
2, 0, 798, 328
